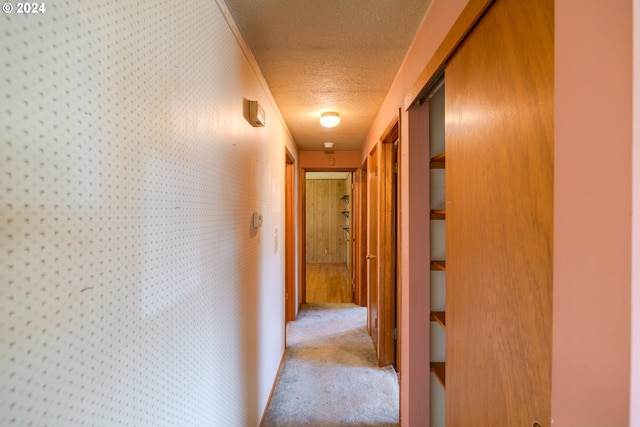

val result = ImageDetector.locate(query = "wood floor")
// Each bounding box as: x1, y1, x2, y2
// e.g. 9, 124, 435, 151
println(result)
306, 263, 352, 303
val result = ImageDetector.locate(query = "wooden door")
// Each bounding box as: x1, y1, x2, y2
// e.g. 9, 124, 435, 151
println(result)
379, 121, 399, 367
445, 0, 553, 425
367, 146, 379, 346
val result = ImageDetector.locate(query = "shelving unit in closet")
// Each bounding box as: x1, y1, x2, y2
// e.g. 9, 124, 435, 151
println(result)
428, 78, 446, 427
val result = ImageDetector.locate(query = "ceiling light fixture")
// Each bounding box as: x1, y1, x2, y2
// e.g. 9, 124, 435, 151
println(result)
323, 142, 335, 149
320, 111, 340, 128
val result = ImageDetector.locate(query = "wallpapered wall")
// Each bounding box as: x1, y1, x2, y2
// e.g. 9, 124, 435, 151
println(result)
0, 0, 295, 425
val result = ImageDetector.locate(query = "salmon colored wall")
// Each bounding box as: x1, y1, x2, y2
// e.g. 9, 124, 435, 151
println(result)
553, 1, 632, 426
299, 150, 361, 170
363, 0, 634, 425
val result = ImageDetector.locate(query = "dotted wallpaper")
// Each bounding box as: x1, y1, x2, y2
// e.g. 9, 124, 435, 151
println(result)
1, 1, 294, 425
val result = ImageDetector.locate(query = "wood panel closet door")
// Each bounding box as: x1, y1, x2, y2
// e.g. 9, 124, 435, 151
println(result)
445, 0, 553, 426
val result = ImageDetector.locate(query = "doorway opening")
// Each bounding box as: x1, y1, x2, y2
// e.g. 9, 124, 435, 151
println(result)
305, 171, 354, 303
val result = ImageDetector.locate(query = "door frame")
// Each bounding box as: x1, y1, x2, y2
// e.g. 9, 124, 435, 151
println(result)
356, 163, 368, 308
285, 149, 296, 322
299, 167, 358, 305
367, 145, 379, 348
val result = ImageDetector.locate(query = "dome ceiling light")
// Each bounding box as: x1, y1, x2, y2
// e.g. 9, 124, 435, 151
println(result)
320, 111, 340, 128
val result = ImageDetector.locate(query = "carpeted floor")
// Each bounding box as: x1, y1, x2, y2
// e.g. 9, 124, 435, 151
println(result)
261, 303, 399, 427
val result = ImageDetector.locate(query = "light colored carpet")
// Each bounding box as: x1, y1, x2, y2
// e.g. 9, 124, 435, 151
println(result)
261, 303, 399, 427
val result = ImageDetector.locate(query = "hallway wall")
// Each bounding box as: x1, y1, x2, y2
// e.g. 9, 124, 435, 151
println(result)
0, 1, 296, 425
554, 1, 631, 425
360, 0, 634, 426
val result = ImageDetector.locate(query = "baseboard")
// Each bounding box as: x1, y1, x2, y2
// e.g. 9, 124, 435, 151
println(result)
258, 350, 286, 427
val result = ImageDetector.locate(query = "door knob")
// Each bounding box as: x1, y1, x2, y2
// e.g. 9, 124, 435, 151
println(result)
366, 254, 376, 259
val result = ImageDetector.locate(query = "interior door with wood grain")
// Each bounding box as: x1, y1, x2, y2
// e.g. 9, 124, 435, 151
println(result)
445, 0, 554, 425
379, 124, 398, 368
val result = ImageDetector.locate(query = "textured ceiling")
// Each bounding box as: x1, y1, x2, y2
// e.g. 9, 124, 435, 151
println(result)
225, 0, 432, 151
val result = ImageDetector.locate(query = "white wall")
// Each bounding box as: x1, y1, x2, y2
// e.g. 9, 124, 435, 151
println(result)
0, 1, 296, 425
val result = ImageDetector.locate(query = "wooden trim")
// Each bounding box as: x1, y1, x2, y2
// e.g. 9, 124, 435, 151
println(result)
299, 166, 307, 306
404, 0, 494, 110
358, 163, 368, 307
350, 172, 358, 304
302, 168, 357, 172
367, 145, 379, 342
305, 261, 346, 265
285, 149, 296, 322
380, 116, 399, 145
395, 109, 403, 375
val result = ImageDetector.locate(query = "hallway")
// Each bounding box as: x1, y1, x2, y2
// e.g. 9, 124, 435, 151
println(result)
261, 303, 399, 427
1, 1, 636, 426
